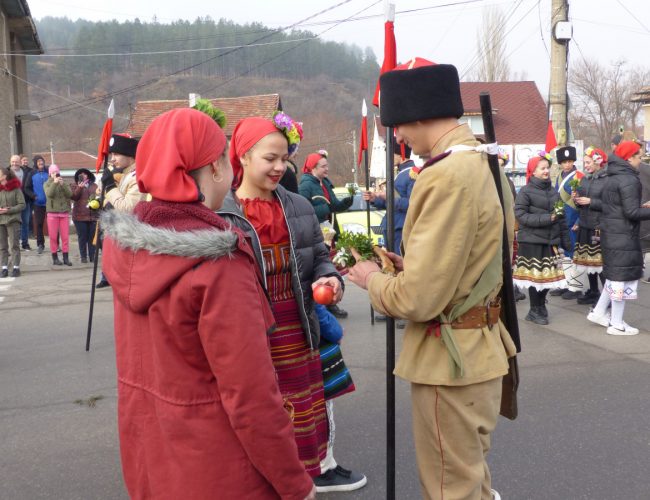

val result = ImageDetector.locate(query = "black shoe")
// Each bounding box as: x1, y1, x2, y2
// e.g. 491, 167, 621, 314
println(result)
514, 288, 526, 301
577, 291, 598, 305
52, 253, 62, 266
314, 465, 367, 493
22, 243, 31, 250
539, 304, 549, 318
37, 245, 44, 255
524, 306, 548, 325
374, 314, 387, 321
96, 280, 111, 289
1, 269, 8, 278
80, 257, 88, 263
562, 290, 581, 300
549, 288, 567, 296
11, 268, 20, 277
62, 253, 72, 266
327, 304, 348, 318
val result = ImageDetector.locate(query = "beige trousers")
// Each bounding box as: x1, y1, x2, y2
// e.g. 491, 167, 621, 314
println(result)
411, 377, 502, 500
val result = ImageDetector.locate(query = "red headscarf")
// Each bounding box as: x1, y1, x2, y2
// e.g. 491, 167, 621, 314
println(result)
526, 156, 542, 183
229, 117, 281, 188
303, 153, 325, 174
615, 141, 641, 161
136, 108, 226, 202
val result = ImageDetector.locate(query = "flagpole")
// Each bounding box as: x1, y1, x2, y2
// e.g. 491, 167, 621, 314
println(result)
361, 99, 375, 326
86, 99, 114, 351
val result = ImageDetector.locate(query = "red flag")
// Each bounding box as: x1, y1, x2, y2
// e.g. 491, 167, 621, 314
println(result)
358, 100, 368, 166
95, 119, 113, 173
95, 99, 115, 173
372, 18, 397, 107
545, 120, 557, 153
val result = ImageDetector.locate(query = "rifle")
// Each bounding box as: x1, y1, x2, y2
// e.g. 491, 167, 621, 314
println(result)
479, 92, 520, 420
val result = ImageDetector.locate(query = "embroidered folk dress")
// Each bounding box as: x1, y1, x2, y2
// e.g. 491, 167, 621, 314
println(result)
241, 197, 328, 477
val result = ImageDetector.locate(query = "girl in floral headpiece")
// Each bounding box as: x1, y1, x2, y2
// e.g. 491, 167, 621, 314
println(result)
218, 114, 366, 492
513, 152, 571, 324
572, 147, 608, 304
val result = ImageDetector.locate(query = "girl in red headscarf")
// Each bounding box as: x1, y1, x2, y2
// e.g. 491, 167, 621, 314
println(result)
513, 152, 571, 324
219, 114, 365, 491
587, 141, 650, 335
101, 108, 315, 500
572, 147, 608, 304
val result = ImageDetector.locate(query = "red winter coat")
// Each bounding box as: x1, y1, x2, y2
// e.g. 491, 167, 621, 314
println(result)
102, 200, 313, 500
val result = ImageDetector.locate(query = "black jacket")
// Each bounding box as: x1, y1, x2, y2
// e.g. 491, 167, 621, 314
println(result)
639, 162, 650, 252
599, 155, 650, 281
218, 186, 342, 349
576, 169, 607, 230
297, 174, 353, 223
515, 176, 570, 249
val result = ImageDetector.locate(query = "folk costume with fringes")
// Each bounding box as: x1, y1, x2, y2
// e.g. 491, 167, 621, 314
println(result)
513, 166, 570, 291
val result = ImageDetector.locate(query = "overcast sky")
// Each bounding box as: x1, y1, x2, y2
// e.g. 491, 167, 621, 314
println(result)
28, 0, 650, 99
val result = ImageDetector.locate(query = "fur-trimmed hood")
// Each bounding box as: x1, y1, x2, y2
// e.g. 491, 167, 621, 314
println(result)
101, 200, 242, 313
101, 209, 238, 260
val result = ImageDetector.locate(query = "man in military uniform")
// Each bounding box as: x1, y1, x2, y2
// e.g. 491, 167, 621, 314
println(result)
96, 133, 146, 288
348, 58, 516, 500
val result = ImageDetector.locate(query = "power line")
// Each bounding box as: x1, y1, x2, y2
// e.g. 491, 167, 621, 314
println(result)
199, 0, 382, 95
6, 68, 129, 120
33, 0, 357, 119
614, 0, 650, 35
458, 0, 525, 79
4, 37, 315, 58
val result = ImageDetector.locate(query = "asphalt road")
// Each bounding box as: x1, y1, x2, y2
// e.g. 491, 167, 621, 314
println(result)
2, 247, 650, 499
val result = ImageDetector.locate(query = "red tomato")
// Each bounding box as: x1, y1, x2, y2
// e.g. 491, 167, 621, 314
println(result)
312, 284, 335, 305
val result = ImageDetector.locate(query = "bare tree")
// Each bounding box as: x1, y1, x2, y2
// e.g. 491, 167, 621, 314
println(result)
471, 6, 510, 82
569, 58, 650, 148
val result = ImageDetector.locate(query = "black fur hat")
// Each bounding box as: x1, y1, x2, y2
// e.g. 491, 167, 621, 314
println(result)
379, 62, 464, 127
556, 146, 577, 163
109, 134, 139, 158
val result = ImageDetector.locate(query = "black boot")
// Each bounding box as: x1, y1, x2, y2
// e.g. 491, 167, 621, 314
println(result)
63, 253, 72, 266
525, 306, 549, 325
52, 253, 62, 266
515, 287, 526, 301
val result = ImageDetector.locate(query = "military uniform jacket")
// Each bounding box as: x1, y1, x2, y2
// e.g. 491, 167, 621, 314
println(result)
367, 124, 516, 386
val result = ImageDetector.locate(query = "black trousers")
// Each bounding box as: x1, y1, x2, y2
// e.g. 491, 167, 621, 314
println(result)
33, 205, 46, 247
74, 220, 97, 260
528, 287, 549, 307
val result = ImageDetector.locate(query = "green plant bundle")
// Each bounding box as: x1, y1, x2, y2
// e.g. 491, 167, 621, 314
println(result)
192, 98, 227, 129
332, 231, 375, 268
569, 177, 581, 191
553, 200, 565, 217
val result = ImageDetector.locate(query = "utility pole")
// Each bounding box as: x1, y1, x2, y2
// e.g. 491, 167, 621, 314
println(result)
50, 141, 55, 164
549, 0, 571, 146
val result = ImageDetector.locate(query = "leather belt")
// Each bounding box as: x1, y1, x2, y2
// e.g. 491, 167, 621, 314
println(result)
443, 299, 501, 330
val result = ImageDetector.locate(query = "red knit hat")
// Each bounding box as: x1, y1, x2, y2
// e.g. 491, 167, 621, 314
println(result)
615, 141, 641, 161
229, 117, 282, 188
136, 108, 227, 203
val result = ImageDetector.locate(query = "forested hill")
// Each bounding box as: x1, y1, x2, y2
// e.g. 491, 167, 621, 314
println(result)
27, 17, 380, 184
30, 16, 379, 95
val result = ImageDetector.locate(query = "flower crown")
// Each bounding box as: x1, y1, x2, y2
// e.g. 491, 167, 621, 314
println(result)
317, 149, 328, 158
537, 150, 553, 162
273, 111, 303, 156
585, 146, 604, 164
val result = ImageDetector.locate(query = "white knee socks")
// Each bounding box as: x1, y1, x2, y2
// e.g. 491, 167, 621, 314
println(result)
593, 289, 611, 316
610, 300, 626, 329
